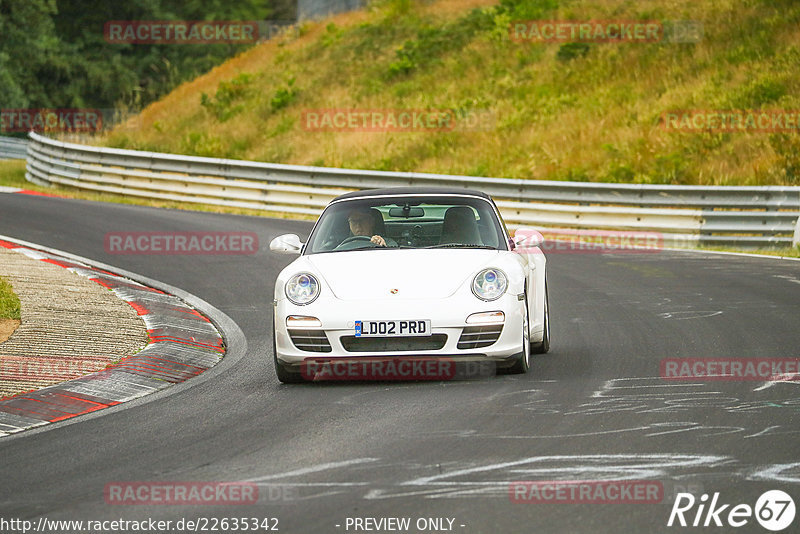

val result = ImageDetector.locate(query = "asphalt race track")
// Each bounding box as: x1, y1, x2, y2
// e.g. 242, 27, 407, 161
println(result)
1, 194, 799, 533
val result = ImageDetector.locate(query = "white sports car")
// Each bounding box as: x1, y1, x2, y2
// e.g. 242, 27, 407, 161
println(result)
269, 187, 549, 383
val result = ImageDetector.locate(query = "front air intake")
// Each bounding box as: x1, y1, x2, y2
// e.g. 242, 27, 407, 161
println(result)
457, 325, 503, 349
288, 330, 332, 352
340, 335, 448, 352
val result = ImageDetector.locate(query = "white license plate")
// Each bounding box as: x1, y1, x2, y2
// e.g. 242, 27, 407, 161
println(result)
355, 320, 431, 337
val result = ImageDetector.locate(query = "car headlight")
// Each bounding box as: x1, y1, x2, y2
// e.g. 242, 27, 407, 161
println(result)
472, 268, 507, 301
285, 273, 320, 305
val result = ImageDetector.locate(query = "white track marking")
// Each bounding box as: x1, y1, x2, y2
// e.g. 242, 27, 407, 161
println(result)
364, 454, 733, 500
749, 462, 800, 484
242, 458, 380, 483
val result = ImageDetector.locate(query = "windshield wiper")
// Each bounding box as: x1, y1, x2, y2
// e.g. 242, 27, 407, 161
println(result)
313, 244, 495, 253
424, 244, 497, 249
324, 244, 412, 252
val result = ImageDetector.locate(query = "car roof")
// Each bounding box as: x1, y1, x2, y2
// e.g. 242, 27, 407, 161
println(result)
332, 187, 492, 202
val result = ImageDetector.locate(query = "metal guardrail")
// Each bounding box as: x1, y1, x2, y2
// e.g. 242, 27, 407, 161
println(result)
0, 137, 29, 160
298, 0, 365, 20
23, 132, 800, 248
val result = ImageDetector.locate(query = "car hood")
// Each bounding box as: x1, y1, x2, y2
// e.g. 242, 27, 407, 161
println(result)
307, 249, 501, 301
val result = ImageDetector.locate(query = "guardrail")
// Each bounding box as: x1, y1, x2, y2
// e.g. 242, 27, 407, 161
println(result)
0, 136, 29, 160
24, 131, 800, 248
299, 0, 365, 20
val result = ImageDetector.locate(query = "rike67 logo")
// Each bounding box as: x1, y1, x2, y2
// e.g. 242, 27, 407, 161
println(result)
668, 490, 795, 531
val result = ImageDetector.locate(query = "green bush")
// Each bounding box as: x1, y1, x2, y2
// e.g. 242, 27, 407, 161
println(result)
200, 73, 253, 122
0, 276, 21, 321
386, 7, 497, 78
270, 78, 297, 112
557, 42, 591, 61
498, 0, 559, 20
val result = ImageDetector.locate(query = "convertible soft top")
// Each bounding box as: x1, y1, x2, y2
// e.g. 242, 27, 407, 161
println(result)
332, 187, 491, 202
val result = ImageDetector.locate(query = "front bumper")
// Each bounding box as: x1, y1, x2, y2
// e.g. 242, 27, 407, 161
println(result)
274, 291, 525, 367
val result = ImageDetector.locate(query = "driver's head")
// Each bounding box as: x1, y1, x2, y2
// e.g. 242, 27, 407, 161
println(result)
348, 208, 376, 237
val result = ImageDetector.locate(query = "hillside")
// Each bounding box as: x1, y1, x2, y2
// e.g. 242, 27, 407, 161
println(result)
103, 0, 800, 186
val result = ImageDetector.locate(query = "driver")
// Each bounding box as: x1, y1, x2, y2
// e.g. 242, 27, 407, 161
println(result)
347, 208, 395, 247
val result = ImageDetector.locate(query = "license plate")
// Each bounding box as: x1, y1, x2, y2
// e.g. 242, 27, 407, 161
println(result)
355, 320, 432, 337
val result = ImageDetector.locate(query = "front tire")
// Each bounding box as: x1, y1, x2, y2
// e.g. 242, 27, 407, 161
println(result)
506, 288, 531, 374
531, 280, 550, 354
273, 320, 304, 383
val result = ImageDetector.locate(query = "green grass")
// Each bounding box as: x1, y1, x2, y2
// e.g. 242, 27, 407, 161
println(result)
0, 276, 21, 320
98, 0, 800, 186
0, 160, 30, 190
696, 245, 800, 259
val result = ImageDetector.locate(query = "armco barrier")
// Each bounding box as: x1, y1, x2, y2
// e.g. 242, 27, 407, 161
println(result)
23, 132, 800, 248
298, 0, 365, 21
0, 136, 29, 160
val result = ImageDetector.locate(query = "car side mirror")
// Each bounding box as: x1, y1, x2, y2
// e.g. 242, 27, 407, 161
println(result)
513, 228, 544, 249
270, 234, 303, 255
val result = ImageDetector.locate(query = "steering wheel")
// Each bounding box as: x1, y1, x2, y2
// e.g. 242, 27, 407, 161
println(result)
335, 235, 377, 249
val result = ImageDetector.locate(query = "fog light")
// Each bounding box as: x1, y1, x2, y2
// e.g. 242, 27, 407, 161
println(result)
286, 315, 322, 328
466, 311, 505, 324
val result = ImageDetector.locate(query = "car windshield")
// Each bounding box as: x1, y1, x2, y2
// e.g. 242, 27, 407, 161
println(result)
305, 196, 508, 254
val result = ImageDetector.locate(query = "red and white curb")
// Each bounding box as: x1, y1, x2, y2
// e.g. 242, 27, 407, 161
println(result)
0, 186, 63, 197
0, 239, 225, 436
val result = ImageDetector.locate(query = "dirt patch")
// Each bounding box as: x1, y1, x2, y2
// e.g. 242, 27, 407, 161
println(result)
0, 318, 20, 344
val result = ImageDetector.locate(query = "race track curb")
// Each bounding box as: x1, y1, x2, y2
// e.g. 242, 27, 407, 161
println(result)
0, 238, 226, 436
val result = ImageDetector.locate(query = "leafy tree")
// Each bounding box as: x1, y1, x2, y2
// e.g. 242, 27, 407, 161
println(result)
0, 0, 297, 118
0, 0, 62, 107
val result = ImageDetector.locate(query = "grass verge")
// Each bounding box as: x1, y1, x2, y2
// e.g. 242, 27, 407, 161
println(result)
0, 276, 21, 320
695, 245, 800, 259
